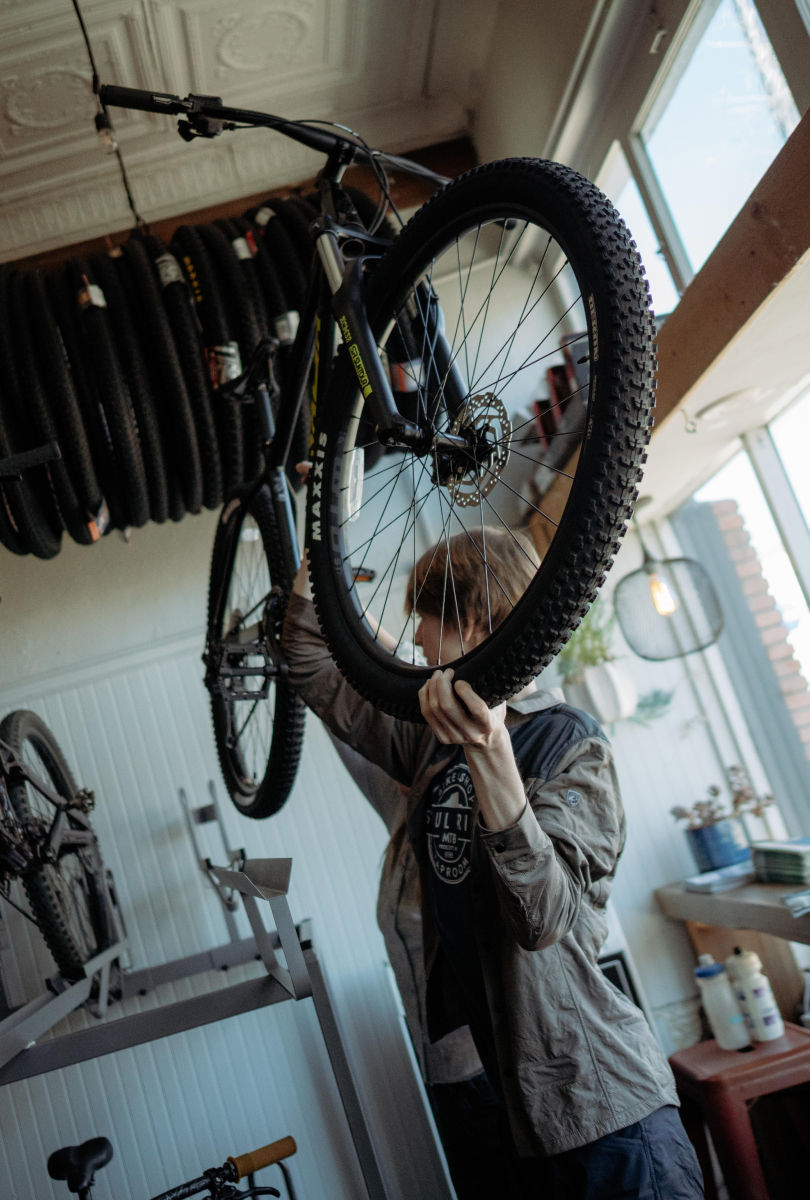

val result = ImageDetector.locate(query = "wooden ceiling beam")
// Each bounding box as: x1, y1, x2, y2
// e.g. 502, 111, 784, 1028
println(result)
654, 108, 810, 433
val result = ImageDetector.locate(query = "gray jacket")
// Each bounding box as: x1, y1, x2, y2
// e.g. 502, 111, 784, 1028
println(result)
282, 595, 677, 1156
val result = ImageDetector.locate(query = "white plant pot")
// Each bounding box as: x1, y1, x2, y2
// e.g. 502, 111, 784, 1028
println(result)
563, 661, 638, 724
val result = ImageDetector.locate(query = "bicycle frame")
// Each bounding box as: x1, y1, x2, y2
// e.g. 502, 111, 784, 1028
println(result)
0, 736, 97, 866
98, 84, 468, 573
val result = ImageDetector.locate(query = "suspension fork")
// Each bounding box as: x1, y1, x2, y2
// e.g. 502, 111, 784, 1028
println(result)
315, 226, 467, 446
263, 262, 323, 579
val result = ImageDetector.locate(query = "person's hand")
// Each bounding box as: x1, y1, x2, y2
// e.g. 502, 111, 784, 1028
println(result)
296, 461, 311, 483
293, 548, 313, 600
418, 668, 507, 750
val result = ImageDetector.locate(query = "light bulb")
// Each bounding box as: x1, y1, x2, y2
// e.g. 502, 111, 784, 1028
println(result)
94, 111, 118, 154
649, 572, 677, 616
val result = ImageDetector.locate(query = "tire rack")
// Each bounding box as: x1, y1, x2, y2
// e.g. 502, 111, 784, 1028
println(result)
0, 856, 391, 1200
0, 188, 391, 562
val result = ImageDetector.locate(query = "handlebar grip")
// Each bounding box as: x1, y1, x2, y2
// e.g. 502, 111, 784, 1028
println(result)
99, 84, 186, 115
228, 1136, 297, 1181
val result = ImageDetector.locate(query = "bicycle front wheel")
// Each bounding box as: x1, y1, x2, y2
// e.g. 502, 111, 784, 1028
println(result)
307, 158, 655, 720
207, 486, 305, 818
0, 709, 112, 980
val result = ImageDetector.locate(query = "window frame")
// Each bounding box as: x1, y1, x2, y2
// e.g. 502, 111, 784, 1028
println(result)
550, 0, 810, 302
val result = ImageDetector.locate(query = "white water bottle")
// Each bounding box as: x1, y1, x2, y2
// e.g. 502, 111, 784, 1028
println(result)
694, 955, 750, 1050
725, 947, 785, 1042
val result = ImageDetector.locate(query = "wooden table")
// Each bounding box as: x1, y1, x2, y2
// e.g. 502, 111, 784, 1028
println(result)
655, 881, 810, 945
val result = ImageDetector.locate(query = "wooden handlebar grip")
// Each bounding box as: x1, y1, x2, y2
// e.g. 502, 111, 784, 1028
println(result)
228, 1135, 297, 1180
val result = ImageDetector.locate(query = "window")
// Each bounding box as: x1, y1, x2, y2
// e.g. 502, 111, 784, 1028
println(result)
638, 0, 799, 277
599, 144, 680, 318
696, 450, 810, 680
769, 391, 810, 530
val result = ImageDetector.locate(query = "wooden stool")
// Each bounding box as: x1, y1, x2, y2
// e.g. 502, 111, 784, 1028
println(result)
670, 1022, 810, 1200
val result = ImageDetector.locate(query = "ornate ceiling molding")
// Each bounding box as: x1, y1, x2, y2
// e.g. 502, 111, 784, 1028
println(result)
0, 0, 492, 260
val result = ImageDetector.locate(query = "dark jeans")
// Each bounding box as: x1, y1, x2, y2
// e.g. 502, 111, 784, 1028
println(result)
427, 1073, 704, 1200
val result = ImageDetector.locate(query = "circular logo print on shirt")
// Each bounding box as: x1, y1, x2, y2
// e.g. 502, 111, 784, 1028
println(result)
427, 761, 475, 884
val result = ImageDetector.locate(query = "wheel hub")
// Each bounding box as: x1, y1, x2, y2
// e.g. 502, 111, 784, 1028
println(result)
434, 393, 511, 507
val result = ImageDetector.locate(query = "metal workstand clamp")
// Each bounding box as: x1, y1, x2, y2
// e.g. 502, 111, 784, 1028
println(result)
0, 859, 391, 1200
0, 939, 126, 1072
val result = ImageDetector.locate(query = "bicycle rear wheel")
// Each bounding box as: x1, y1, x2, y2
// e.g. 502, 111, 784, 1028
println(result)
0, 710, 112, 980
207, 486, 305, 818
307, 158, 655, 720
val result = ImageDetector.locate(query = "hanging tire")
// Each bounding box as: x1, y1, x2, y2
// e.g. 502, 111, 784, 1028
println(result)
0, 267, 64, 556
0, 271, 62, 559
24, 270, 105, 532
307, 158, 654, 720
207, 485, 305, 818
0, 709, 112, 981
120, 237, 203, 514
140, 236, 223, 510
65, 258, 150, 529
172, 225, 244, 494
46, 267, 127, 532
91, 252, 171, 525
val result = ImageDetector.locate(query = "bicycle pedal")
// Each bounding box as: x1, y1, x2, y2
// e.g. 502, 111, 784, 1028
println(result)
351, 564, 376, 583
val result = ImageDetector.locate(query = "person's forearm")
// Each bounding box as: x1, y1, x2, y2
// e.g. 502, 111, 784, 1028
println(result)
465, 728, 526, 831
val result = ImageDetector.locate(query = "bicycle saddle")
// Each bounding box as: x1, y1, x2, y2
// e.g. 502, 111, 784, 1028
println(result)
48, 1137, 113, 1192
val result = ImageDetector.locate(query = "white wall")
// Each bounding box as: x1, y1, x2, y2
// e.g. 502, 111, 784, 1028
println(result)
0, 514, 449, 1200
582, 524, 786, 1055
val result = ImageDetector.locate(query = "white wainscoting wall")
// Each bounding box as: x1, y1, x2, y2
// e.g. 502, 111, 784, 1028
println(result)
0, 511, 450, 1200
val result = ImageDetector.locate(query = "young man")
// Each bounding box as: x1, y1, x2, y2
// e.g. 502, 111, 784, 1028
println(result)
283, 527, 703, 1199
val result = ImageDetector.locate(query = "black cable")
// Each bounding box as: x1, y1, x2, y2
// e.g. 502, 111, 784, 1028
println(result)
70, 0, 147, 230
231, 116, 404, 231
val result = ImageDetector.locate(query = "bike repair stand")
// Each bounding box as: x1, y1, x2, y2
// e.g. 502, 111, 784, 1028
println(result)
0, 831, 391, 1200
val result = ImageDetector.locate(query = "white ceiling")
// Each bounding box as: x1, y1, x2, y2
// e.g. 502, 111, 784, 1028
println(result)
0, 0, 498, 260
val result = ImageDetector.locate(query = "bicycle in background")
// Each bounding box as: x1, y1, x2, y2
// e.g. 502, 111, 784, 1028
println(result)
48, 1133, 299, 1200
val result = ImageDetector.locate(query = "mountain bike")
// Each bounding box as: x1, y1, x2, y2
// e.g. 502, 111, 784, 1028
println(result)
102, 86, 655, 820
48, 1133, 298, 1200
0, 707, 116, 985
1, 444, 118, 985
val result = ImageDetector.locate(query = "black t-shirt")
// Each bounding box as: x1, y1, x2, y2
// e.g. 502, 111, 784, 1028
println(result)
423, 703, 606, 1085
425, 747, 494, 1067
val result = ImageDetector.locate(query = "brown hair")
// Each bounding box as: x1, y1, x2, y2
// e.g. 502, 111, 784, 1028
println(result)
406, 526, 539, 635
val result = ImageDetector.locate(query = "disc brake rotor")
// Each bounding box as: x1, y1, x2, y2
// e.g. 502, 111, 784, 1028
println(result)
446, 392, 511, 507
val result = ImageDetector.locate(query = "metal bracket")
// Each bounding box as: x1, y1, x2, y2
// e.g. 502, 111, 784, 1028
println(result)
209, 859, 311, 1001
0, 939, 127, 1072
179, 782, 245, 943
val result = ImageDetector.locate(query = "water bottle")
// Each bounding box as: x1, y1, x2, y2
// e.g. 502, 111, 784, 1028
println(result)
694, 955, 751, 1050
725, 947, 785, 1042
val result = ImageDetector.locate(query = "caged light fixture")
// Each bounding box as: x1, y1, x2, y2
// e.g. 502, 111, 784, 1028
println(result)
613, 518, 723, 661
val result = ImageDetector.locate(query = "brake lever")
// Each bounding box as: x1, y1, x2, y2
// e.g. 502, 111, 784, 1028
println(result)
218, 337, 279, 401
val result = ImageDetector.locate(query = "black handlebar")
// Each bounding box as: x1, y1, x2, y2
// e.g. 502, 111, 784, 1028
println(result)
98, 84, 451, 187
99, 84, 188, 115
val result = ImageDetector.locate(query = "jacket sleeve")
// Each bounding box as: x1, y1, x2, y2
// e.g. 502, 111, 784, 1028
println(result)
281, 593, 433, 787
477, 736, 625, 952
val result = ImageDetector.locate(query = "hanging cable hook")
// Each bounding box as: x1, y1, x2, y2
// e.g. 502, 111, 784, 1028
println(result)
70, 0, 149, 231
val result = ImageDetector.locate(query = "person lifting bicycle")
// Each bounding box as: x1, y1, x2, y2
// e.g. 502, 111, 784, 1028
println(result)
282, 527, 703, 1200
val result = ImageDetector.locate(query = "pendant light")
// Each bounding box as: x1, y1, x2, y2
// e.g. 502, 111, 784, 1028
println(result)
613, 522, 723, 661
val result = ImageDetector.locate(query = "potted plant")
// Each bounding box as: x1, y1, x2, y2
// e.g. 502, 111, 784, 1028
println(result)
671, 767, 775, 872
558, 599, 637, 723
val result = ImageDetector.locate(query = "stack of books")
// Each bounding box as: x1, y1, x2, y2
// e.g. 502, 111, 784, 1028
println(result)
751, 836, 810, 884
684, 858, 754, 893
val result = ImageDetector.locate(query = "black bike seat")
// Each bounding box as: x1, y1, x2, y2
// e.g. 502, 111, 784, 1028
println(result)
48, 1137, 113, 1192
